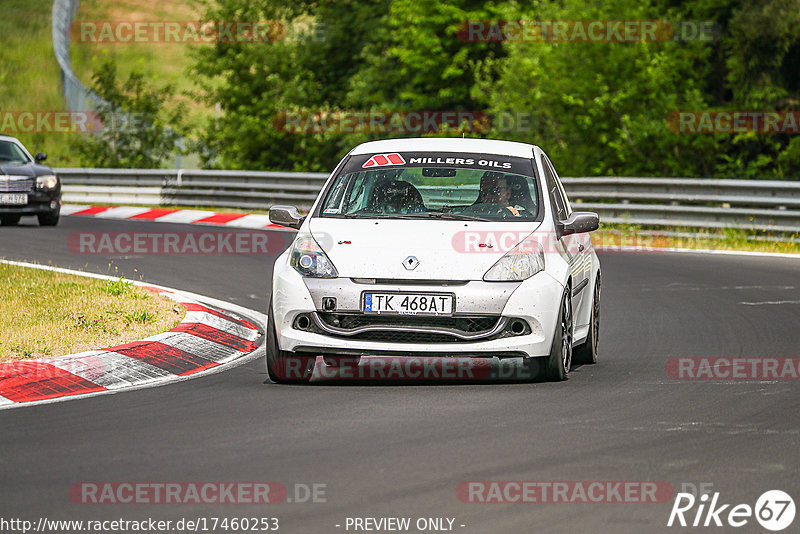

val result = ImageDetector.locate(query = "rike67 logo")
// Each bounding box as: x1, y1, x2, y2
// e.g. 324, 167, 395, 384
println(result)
668, 490, 795, 531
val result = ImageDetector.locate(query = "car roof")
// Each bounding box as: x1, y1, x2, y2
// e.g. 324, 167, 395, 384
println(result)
350, 138, 541, 158
0, 135, 22, 143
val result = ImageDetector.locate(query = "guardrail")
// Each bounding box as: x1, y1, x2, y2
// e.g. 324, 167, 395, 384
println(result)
53, 0, 104, 112
52, 0, 183, 166
57, 168, 800, 233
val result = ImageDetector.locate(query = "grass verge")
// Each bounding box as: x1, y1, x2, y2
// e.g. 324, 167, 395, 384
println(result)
0, 0, 78, 167
0, 264, 184, 362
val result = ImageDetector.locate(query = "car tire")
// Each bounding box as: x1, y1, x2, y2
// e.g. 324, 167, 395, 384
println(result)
543, 288, 573, 382
265, 303, 314, 384
573, 273, 600, 365
37, 210, 60, 226
0, 214, 21, 226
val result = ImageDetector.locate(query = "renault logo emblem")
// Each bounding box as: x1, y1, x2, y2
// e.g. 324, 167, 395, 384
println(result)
402, 256, 419, 270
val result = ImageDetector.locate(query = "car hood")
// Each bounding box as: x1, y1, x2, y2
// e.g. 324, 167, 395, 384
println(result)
0, 163, 50, 177
308, 218, 541, 280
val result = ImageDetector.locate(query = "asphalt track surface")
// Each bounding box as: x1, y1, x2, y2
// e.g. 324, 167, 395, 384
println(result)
1, 215, 799, 534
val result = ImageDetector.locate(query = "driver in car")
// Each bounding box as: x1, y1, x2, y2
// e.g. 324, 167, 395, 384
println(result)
478, 175, 521, 216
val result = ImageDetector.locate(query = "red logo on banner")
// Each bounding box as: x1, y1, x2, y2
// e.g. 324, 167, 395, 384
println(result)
362, 153, 406, 168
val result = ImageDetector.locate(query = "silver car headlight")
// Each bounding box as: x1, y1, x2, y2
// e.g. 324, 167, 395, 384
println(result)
290, 234, 338, 278
483, 239, 545, 281
36, 174, 58, 189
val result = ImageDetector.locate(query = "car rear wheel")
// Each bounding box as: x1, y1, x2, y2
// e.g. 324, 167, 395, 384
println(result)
37, 210, 60, 226
573, 273, 600, 365
266, 303, 314, 384
0, 214, 21, 226
543, 289, 573, 381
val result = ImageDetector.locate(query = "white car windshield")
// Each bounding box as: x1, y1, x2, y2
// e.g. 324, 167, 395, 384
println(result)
320, 153, 540, 221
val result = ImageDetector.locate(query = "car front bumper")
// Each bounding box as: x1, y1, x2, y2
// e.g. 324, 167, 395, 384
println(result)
0, 192, 60, 214
271, 255, 564, 359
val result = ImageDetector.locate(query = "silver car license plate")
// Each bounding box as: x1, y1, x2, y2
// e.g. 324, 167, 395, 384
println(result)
363, 292, 454, 315
0, 193, 27, 205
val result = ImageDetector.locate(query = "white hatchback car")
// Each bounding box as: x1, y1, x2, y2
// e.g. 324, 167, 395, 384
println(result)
267, 138, 600, 383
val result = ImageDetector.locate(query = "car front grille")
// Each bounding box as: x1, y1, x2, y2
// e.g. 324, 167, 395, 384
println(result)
318, 313, 499, 333
309, 313, 517, 344
346, 330, 474, 344
0, 176, 34, 193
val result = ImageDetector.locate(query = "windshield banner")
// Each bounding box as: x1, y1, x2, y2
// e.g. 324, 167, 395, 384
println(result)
341, 152, 536, 177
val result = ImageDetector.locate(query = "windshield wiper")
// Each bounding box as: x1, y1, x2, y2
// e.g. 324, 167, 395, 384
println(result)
335, 212, 492, 221
414, 211, 493, 221
337, 213, 379, 218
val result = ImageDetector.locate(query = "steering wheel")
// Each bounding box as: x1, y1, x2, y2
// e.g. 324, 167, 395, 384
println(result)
459, 203, 515, 218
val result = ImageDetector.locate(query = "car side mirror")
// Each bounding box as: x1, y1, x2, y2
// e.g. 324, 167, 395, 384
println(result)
558, 211, 599, 237
269, 205, 305, 229
34, 152, 47, 163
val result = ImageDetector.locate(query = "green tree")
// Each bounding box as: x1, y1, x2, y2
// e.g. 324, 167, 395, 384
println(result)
73, 60, 184, 169
192, 0, 506, 170
191, 0, 392, 171
486, 0, 800, 178
191, 0, 800, 178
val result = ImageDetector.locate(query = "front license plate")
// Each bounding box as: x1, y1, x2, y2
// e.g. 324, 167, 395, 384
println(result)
363, 293, 454, 315
0, 193, 27, 205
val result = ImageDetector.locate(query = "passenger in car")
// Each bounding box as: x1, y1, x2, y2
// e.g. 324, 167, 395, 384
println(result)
476, 174, 521, 216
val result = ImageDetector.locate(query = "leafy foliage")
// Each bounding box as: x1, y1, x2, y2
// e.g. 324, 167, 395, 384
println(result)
189, 0, 800, 178
73, 60, 185, 169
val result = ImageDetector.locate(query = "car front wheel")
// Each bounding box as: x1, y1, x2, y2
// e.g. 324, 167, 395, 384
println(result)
38, 210, 60, 226
265, 303, 314, 384
543, 289, 573, 381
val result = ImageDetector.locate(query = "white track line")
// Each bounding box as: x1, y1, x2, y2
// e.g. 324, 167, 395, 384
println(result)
93, 206, 153, 219
152, 210, 218, 224
48, 350, 172, 389
182, 311, 259, 340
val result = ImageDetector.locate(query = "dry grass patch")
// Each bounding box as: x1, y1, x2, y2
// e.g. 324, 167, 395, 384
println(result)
0, 264, 184, 362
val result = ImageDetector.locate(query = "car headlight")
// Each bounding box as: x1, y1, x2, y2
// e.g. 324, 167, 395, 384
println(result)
483, 239, 545, 281
36, 175, 58, 189
290, 234, 338, 278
